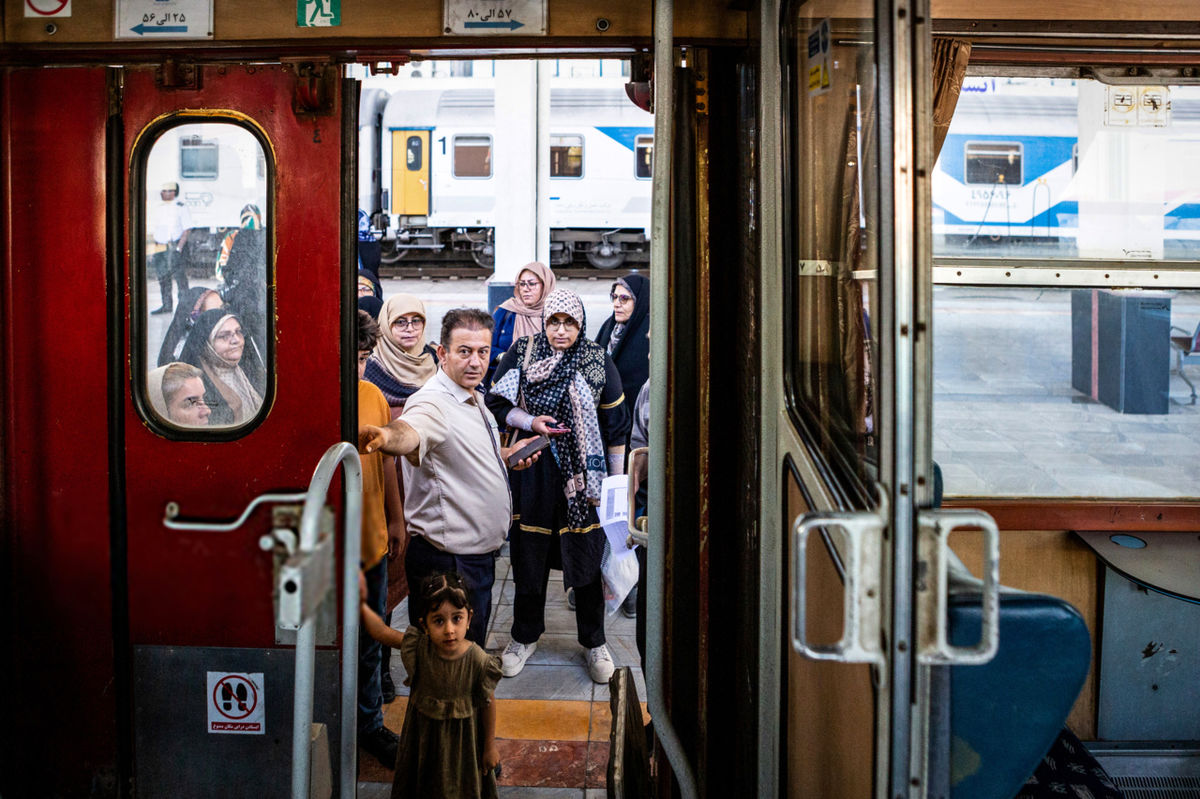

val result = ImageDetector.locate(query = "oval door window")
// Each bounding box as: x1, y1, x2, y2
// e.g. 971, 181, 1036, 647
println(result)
139, 120, 272, 434
406, 135, 423, 171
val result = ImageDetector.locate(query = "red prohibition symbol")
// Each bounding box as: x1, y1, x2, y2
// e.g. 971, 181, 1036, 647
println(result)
25, 0, 70, 16
212, 675, 259, 720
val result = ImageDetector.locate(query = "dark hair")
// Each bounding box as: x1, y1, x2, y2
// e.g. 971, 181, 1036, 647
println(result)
439, 307, 494, 349
415, 571, 472, 625
357, 309, 381, 352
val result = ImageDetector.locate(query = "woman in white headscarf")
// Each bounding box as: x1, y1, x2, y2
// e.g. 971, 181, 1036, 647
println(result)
178, 308, 265, 427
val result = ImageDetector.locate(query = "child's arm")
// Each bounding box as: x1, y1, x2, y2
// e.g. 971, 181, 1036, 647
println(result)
480, 694, 500, 773
360, 601, 406, 649
382, 456, 408, 560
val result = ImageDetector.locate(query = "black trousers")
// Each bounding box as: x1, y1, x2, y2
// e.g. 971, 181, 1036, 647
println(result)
152, 249, 190, 310
510, 528, 606, 649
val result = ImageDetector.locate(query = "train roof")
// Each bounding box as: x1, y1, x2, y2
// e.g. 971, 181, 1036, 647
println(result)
381, 86, 651, 128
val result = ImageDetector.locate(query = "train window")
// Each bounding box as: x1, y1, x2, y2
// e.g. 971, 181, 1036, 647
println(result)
179, 134, 220, 180
550, 135, 584, 178
137, 120, 272, 436
635, 135, 653, 179
782, 9, 881, 503
933, 285, 1200, 499
453, 134, 492, 178
963, 141, 1022, 185
406, 135, 423, 171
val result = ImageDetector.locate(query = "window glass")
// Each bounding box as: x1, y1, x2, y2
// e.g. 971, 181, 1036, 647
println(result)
453, 134, 492, 177
550, 134, 584, 177
934, 77, 1200, 260
180, 134, 220, 179
934, 286, 1200, 498
785, 5, 880, 500
635, 135, 653, 179
406, 135, 423, 171
964, 141, 1022, 185
142, 121, 270, 433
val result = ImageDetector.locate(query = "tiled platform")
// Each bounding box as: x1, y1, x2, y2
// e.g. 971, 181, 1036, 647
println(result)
356, 550, 646, 797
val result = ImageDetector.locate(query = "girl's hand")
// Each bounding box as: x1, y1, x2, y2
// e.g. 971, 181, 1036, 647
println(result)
531, 416, 569, 436
482, 743, 501, 774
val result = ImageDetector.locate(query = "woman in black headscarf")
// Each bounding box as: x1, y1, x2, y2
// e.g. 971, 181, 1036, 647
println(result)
594, 275, 650, 406
486, 288, 630, 685
179, 308, 266, 427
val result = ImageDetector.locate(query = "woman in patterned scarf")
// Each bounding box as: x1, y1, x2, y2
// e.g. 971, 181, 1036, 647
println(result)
486, 288, 630, 684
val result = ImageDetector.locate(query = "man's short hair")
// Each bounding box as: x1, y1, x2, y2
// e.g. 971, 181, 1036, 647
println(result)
357, 309, 382, 352
161, 362, 203, 405
440, 307, 494, 348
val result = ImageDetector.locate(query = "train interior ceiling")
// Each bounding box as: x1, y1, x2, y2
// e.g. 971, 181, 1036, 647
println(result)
5, 1, 1200, 798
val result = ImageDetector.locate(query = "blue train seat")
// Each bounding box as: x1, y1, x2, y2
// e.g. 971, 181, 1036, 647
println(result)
946, 586, 1092, 799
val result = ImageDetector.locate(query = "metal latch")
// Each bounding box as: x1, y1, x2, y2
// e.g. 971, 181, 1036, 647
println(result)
790, 498, 887, 664
277, 532, 335, 631
916, 509, 1000, 665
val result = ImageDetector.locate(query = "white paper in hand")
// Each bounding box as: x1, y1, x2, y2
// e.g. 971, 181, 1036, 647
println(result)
599, 474, 633, 552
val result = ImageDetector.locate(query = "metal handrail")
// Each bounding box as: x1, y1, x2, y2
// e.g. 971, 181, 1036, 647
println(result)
162, 492, 307, 532
290, 442, 363, 799
648, 1, 699, 796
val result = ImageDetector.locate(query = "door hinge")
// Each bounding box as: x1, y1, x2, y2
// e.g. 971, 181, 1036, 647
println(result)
154, 57, 200, 90
286, 61, 338, 118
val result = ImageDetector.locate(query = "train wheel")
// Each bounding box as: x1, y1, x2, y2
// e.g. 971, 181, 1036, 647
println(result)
471, 240, 495, 268
586, 249, 626, 269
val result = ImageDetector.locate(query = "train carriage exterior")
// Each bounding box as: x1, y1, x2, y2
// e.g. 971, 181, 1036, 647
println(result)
4, 1, 1200, 798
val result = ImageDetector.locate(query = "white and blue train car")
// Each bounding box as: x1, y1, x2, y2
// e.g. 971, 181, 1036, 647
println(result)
933, 78, 1080, 251
376, 83, 652, 268
934, 77, 1200, 258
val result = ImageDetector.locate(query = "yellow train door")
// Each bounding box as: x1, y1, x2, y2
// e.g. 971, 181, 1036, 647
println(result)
391, 129, 430, 216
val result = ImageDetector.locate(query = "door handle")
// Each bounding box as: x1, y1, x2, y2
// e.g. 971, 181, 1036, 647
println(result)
916, 509, 1000, 665
162, 492, 307, 532
790, 499, 887, 664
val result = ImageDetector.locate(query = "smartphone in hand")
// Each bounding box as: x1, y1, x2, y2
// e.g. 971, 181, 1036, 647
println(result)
506, 435, 550, 468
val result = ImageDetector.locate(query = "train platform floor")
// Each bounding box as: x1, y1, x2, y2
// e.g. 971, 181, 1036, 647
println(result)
356, 545, 647, 797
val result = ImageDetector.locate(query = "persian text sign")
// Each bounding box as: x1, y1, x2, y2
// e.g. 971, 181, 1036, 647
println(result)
444, 0, 546, 35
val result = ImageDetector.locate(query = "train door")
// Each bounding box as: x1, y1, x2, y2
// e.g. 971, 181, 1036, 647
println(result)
132, 63, 351, 795
391, 129, 431, 216
4, 61, 351, 797
766, 0, 984, 796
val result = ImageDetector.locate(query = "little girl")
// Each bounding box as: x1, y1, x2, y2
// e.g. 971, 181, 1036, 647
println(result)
360, 571, 502, 799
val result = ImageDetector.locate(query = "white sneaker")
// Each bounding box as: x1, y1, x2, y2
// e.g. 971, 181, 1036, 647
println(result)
501, 640, 537, 677
587, 644, 615, 684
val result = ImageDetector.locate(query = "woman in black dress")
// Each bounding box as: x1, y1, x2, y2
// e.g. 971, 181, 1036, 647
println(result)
486, 288, 630, 684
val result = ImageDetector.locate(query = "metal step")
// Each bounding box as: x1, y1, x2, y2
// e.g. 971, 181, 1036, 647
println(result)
1088, 744, 1200, 799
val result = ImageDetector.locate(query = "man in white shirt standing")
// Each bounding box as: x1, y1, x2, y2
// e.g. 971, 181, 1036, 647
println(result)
362, 307, 539, 645
149, 181, 192, 315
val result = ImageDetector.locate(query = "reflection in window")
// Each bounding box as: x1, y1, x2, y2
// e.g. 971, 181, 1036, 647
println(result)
453, 134, 492, 177
635, 135, 653, 179
143, 121, 269, 432
406, 135, 423, 171
550, 134, 584, 177
785, 12, 880, 499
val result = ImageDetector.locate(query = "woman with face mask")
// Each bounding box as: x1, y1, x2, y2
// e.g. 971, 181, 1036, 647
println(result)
486, 288, 630, 685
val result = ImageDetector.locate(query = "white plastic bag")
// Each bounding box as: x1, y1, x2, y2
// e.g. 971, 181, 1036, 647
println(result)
600, 538, 639, 615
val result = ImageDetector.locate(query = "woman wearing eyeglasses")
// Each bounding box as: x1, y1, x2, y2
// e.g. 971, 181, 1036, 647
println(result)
364, 293, 439, 412
596, 275, 650, 416
488, 261, 556, 386
486, 288, 631, 684
178, 308, 265, 427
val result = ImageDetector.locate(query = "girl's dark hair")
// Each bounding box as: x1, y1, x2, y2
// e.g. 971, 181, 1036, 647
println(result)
415, 571, 472, 622
358, 309, 382, 352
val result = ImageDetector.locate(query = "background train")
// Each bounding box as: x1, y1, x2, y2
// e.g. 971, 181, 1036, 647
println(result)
934, 76, 1200, 258
358, 72, 655, 269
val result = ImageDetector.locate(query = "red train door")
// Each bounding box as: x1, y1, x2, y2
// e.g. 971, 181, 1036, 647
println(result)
2, 62, 352, 796
119, 64, 351, 795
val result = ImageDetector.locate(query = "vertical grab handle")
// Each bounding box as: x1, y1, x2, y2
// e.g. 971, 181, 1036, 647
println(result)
916, 509, 1000, 665
791, 510, 885, 664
